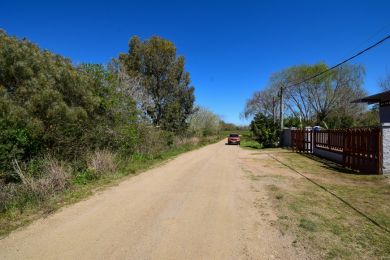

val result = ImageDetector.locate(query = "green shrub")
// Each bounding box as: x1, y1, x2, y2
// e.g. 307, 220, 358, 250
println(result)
0, 31, 141, 174
250, 113, 280, 148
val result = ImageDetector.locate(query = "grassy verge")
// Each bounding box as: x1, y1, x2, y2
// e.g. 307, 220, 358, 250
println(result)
240, 139, 263, 149
243, 148, 390, 258
258, 149, 390, 259
0, 135, 223, 238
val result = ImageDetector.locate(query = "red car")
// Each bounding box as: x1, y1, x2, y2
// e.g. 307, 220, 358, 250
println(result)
227, 133, 240, 145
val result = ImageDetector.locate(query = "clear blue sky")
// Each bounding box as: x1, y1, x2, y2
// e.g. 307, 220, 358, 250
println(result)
1, 0, 390, 124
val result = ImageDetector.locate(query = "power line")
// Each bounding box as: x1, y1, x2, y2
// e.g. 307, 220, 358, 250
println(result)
346, 23, 390, 57
278, 34, 390, 130
267, 153, 390, 234
286, 34, 390, 89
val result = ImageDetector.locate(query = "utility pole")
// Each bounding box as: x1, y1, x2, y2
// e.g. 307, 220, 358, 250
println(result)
272, 97, 276, 124
279, 86, 284, 130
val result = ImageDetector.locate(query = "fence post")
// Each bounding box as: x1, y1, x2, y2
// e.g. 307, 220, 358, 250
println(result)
305, 127, 312, 153
377, 128, 382, 175
343, 130, 347, 168
381, 123, 390, 175
310, 129, 313, 153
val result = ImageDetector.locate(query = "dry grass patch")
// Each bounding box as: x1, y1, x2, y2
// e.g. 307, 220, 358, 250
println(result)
87, 150, 117, 178
13, 158, 71, 199
174, 136, 200, 146
0, 158, 72, 236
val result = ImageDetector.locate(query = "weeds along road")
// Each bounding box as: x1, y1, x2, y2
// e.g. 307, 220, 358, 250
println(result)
0, 140, 304, 260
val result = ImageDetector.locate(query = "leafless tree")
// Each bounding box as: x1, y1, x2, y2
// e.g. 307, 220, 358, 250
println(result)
244, 63, 367, 127
379, 71, 390, 91
243, 86, 279, 121
117, 66, 153, 111
187, 106, 221, 136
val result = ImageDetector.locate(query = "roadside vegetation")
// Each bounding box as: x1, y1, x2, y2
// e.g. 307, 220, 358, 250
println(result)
244, 149, 390, 259
0, 31, 227, 236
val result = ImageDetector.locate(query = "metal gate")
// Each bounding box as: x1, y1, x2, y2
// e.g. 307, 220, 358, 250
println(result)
291, 129, 312, 153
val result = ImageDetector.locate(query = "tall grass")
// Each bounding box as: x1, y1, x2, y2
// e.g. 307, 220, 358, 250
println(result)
0, 158, 71, 215
14, 158, 71, 199
87, 150, 117, 178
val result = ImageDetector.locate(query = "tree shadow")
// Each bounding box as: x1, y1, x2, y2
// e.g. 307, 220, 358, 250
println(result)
299, 153, 372, 175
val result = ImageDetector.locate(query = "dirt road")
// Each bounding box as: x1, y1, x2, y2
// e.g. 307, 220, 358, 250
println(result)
0, 140, 305, 259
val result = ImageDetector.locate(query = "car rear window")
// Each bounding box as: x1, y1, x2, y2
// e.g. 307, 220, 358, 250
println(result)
229, 134, 239, 137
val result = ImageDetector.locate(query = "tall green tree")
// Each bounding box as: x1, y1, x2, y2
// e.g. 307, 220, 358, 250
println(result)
119, 36, 195, 132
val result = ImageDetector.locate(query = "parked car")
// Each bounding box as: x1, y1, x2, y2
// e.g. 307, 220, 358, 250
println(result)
227, 133, 240, 145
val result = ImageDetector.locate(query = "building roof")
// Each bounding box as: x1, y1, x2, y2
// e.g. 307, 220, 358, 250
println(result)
352, 90, 390, 105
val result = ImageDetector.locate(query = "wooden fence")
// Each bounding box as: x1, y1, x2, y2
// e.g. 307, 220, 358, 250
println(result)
291, 128, 382, 174
343, 128, 382, 174
314, 129, 344, 153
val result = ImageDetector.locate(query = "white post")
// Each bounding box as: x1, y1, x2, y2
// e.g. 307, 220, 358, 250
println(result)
382, 123, 390, 175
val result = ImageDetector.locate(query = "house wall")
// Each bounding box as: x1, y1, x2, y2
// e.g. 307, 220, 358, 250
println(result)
380, 106, 390, 123
382, 123, 390, 175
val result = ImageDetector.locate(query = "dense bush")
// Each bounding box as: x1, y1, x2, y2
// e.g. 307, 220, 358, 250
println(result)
0, 31, 107, 179
0, 31, 193, 182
